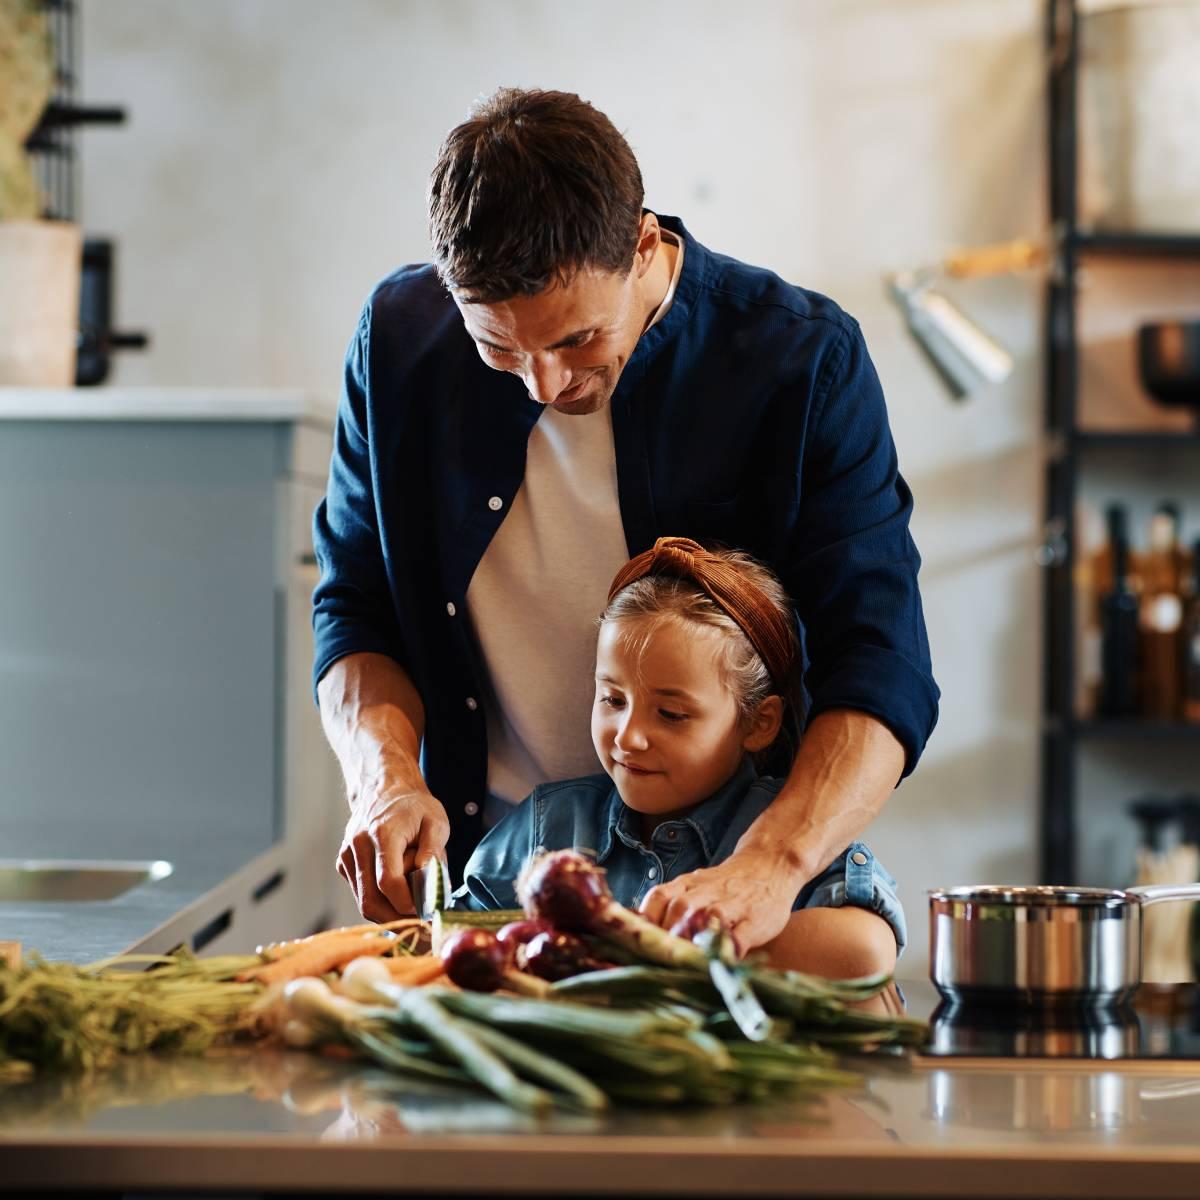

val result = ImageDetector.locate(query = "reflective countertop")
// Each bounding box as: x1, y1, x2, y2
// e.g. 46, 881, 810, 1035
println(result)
4, 983, 1200, 1196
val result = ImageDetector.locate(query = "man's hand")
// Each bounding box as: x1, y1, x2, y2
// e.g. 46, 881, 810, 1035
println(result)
641, 711, 906, 955
319, 653, 445, 923
638, 848, 802, 956
336, 787, 450, 922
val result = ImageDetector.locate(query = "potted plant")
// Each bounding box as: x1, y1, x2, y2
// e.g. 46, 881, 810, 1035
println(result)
0, 0, 82, 386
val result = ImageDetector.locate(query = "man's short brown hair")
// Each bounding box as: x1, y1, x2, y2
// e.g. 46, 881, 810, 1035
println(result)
427, 88, 644, 302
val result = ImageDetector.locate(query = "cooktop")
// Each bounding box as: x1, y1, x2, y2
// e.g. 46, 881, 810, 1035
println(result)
907, 980, 1200, 1061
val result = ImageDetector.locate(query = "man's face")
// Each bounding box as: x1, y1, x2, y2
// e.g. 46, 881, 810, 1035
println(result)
455, 267, 645, 415
452, 217, 663, 415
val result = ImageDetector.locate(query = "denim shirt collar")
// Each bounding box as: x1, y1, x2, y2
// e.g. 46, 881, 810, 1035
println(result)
595, 756, 760, 865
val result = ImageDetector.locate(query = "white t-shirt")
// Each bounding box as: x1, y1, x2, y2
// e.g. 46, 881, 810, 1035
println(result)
466, 231, 685, 814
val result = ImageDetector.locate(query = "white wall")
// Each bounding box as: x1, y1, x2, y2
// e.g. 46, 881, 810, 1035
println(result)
79, 0, 1050, 975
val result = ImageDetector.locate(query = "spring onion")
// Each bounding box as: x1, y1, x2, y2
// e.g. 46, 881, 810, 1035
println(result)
517, 850, 710, 969
437, 929, 550, 997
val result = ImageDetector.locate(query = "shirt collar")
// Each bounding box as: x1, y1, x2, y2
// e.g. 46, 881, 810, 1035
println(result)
627, 213, 702, 365
595, 781, 633, 864
595, 756, 760, 864
676, 757, 759, 860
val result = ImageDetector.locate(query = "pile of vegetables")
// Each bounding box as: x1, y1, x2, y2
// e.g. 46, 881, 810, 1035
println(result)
266, 851, 926, 1113
0, 851, 928, 1117
0, 919, 429, 1081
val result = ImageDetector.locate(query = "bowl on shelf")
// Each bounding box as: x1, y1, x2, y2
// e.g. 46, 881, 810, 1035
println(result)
1138, 320, 1200, 410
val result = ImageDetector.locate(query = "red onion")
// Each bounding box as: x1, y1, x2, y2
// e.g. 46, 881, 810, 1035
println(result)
438, 927, 554, 998
438, 928, 512, 992
522, 929, 593, 982
516, 851, 708, 969
496, 918, 553, 950
670, 907, 722, 942
516, 852, 610, 931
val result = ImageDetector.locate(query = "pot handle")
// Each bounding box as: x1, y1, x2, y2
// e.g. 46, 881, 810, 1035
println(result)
1126, 882, 1200, 907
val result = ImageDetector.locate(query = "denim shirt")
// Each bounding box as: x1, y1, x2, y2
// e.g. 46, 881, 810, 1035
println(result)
450, 758, 907, 955
313, 213, 939, 876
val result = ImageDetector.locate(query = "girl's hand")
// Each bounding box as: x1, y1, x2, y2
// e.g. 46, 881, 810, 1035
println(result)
638, 850, 802, 956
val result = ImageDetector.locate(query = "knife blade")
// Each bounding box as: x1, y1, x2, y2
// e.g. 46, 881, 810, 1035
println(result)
406, 857, 452, 921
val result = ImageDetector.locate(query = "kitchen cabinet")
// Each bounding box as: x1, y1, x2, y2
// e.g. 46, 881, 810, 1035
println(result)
1040, 0, 1200, 884
0, 388, 344, 960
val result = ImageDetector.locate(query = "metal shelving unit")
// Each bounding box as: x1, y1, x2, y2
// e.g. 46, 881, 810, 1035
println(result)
1040, 0, 1200, 883
24, 1, 128, 223
1072, 232, 1200, 258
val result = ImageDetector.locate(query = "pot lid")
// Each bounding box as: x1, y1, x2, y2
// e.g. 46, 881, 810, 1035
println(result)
929, 885, 1129, 907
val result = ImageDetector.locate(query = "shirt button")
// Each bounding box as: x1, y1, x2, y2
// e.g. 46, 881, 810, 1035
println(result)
465, 696, 478, 711
487, 496, 503, 512
647, 867, 658, 880
666, 829, 678, 840
464, 801, 479, 817
851, 850, 869, 866
446, 602, 457, 616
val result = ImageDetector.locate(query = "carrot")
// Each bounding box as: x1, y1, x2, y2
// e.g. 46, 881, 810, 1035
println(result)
382, 956, 445, 986
258, 919, 424, 960
239, 933, 395, 986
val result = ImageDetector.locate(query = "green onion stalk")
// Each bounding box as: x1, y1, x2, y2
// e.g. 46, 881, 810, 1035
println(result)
289, 957, 860, 1113
0, 950, 265, 1077
516, 850, 924, 1048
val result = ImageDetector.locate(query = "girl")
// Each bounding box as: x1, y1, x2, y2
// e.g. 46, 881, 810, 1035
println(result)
453, 536, 904, 978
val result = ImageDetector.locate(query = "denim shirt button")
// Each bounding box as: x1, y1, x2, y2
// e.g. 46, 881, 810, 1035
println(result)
665, 828, 678, 840
647, 867, 658, 879
851, 850, 869, 866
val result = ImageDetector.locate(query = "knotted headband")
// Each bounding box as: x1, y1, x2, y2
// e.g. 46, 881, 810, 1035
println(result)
606, 536, 795, 691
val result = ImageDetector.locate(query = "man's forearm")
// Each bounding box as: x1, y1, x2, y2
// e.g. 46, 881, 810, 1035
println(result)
735, 708, 906, 886
317, 652, 428, 806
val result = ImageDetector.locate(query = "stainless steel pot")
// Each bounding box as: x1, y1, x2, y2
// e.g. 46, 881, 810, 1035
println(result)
929, 883, 1200, 1005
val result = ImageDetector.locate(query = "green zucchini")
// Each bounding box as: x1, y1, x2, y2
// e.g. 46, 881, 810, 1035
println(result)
431, 909, 524, 953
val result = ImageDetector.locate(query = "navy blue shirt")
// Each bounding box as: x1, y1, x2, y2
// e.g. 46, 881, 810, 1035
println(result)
312, 215, 939, 875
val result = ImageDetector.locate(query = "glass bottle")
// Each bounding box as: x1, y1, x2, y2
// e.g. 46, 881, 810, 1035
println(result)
1182, 539, 1200, 725
1139, 502, 1184, 720
1098, 504, 1139, 718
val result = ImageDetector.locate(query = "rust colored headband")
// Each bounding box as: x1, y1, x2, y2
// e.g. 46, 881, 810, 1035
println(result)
606, 536, 795, 691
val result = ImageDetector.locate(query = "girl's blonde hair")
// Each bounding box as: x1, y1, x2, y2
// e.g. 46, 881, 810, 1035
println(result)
600, 543, 803, 766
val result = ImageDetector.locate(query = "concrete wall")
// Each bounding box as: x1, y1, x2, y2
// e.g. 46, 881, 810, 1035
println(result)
78, 0, 1052, 975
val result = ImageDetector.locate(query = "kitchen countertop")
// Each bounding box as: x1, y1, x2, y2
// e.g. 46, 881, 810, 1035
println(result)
4, 982, 1200, 1197
0, 386, 333, 424
0, 837, 284, 965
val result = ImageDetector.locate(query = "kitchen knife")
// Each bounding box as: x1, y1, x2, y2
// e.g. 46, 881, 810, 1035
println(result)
407, 857, 452, 921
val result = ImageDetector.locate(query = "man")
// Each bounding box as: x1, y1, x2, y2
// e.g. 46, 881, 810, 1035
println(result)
313, 88, 939, 953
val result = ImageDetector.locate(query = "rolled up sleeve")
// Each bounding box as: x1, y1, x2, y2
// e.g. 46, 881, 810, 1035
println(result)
786, 324, 939, 777
311, 305, 408, 697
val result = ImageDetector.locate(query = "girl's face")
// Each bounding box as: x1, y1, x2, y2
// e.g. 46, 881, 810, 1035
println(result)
591, 616, 777, 823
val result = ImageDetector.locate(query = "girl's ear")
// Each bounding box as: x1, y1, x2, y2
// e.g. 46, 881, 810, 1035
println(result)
742, 695, 784, 753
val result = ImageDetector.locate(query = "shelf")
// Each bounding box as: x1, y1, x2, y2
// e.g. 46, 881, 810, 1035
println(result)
1073, 429, 1200, 449
1071, 230, 1200, 258
1070, 719, 1200, 741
